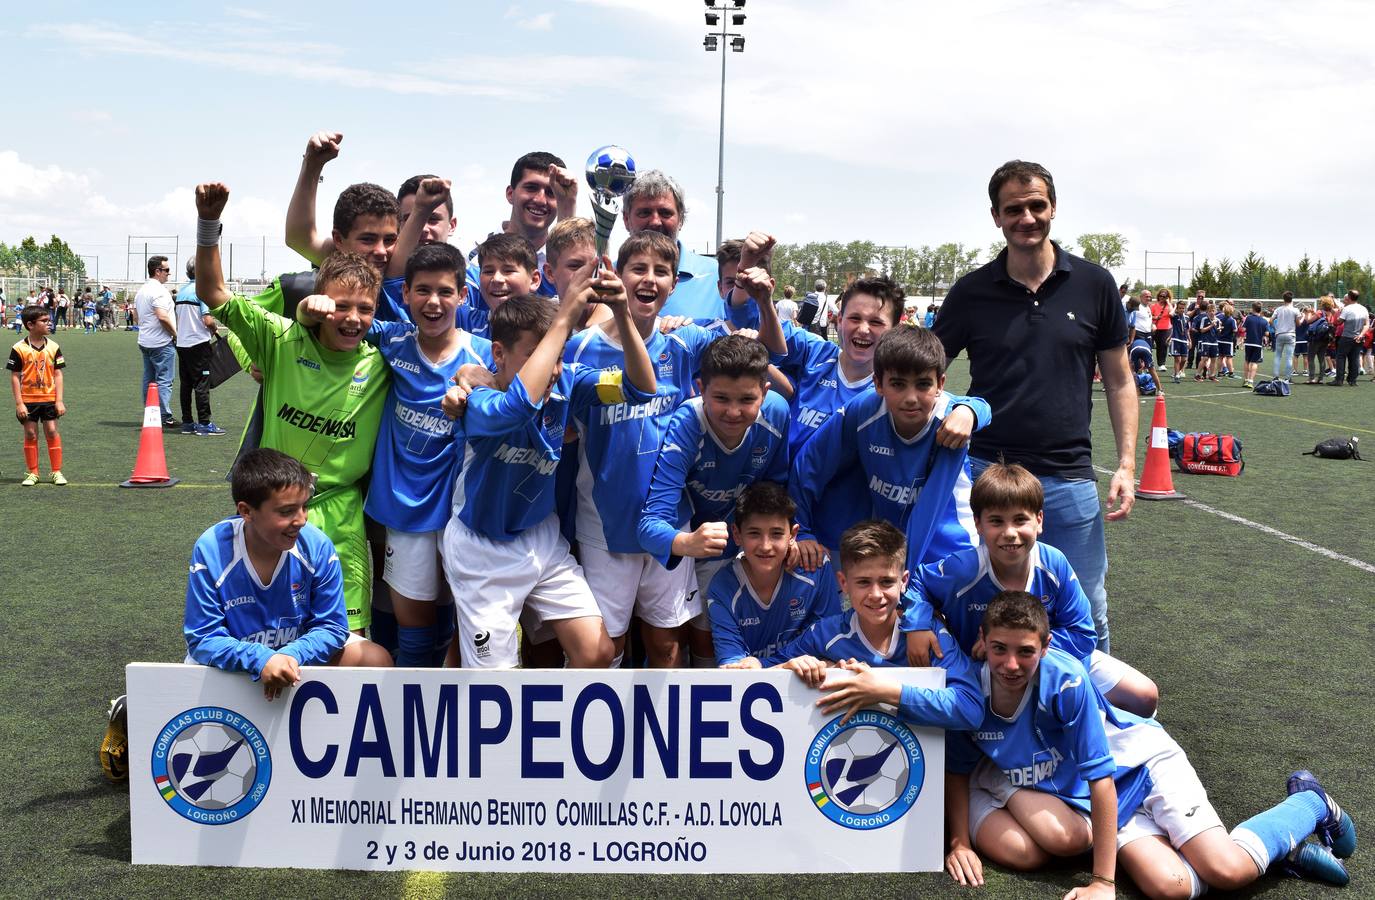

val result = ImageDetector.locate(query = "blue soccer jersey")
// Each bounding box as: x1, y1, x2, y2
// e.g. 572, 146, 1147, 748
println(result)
947, 649, 1152, 827
1170, 312, 1190, 343
707, 555, 840, 665
1243, 313, 1268, 349
776, 611, 983, 730
564, 322, 715, 552
790, 389, 990, 566
364, 321, 492, 533
637, 392, 791, 565
897, 542, 1097, 664
778, 322, 873, 458
1128, 338, 1154, 372
455, 303, 489, 339
376, 276, 410, 323
1217, 314, 1237, 347
452, 362, 653, 542
184, 518, 349, 677
1192, 311, 1216, 346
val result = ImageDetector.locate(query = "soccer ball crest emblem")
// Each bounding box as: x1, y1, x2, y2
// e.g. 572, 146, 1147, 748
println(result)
152, 707, 271, 824
805, 711, 924, 829
585, 146, 637, 198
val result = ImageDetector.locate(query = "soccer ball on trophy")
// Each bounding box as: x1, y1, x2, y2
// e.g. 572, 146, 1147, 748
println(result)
584, 145, 637, 256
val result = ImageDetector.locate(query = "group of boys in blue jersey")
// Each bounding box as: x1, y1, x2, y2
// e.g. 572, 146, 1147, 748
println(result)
94, 134, 1357, 899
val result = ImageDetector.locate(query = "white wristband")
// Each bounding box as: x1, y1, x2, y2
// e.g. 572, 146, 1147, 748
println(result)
197, 218, 223, 247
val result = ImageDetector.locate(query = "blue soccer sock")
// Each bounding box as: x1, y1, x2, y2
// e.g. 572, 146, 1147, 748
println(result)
1230, 790, 1326, 872
397, 625, 435, 668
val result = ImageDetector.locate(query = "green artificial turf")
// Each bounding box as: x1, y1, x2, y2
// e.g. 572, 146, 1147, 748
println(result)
1, 328, 1369, 898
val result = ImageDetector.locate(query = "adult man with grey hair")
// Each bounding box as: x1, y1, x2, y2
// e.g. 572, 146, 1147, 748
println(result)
621, 169, 721, 318
1331, 290, 1369, 387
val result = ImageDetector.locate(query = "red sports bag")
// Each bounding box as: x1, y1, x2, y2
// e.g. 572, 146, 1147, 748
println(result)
1177, 432, 1243, 476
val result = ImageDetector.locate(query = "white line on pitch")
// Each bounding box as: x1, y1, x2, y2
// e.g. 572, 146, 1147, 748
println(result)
1093, 465, 1375, 575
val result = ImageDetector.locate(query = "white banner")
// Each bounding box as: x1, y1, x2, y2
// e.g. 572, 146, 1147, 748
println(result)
128, 663, 945, 873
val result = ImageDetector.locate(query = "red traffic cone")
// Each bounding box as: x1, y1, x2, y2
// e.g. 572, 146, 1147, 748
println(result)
1137, 391, 1183, 501
120, 383, 180, 489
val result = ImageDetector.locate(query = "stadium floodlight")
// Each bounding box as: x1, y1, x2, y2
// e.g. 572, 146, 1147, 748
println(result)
702, 3, 748, 250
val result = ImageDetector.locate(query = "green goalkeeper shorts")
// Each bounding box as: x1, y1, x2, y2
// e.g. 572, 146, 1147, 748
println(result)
307, 484, 372, 632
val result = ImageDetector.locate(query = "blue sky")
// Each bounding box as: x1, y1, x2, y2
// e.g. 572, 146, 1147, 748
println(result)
4, 0, 1372, 284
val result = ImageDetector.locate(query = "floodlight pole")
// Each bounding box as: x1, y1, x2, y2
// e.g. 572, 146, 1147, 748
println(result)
704, 2, 746, 253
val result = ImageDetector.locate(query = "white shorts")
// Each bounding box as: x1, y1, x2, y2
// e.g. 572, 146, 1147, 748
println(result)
383, 528, 445, 602
691, 557, 732, 632
442, 514, 602, 669
1088, 650, 1126, 693
579, 544, 699, 636
1109, 723, 1224, 850
968, 725, 1223, 851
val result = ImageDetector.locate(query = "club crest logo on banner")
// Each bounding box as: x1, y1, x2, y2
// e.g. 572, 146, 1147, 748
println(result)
151, 706, 272, 825
804, 710, 924, 830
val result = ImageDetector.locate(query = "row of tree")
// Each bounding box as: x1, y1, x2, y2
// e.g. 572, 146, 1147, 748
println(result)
766, 233, 1130, 299
0, 236, 87, 284
1185, 252, 1371, 301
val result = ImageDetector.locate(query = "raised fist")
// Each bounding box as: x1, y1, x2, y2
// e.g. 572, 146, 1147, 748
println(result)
304, 131, 343, 165
195, 183, 230, 220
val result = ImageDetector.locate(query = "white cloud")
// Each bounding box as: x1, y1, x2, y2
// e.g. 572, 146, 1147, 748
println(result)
518, 12, 555, 30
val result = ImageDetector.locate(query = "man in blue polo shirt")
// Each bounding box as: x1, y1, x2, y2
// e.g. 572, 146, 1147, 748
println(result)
621, 170, 722, 319
931, 159, 1136, 654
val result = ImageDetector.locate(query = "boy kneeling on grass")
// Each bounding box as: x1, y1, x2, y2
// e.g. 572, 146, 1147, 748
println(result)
944, 590, 1355, 898
99, 449, 390, 783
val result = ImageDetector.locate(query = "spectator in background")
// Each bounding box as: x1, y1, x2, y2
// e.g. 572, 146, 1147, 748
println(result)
1331, 290, 1368, 387
98, 285, 114, 330
1270, 291, 1299, 383
1151, 288, 1173, 368
798, 278, 829, 338
1304, 296, 1336, 384
55, 290, 70, 330
1134, 289, 1154, 343
924, 303, 937, 328
776, 285, 798, 322
134, 255, 178, 426
174, 260, 225, 435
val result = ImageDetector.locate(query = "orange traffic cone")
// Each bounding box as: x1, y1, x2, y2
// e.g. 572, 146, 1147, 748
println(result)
1137, 391, 1183, 501
120, 383, 180, 489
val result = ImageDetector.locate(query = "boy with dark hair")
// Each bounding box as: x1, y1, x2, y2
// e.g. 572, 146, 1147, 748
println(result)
184, 447, 392, 695
284, 131, 401, 273
442, 260, 655, 670
943, 590, 1354, 896
1192, 300, 1218, 382
396, 173, 456, 245
196, 182, 391, 636
299, 240, 492, 667
899, 462, 1158, 716
635, 333, 792, 665
773, 519, 982, 731
559, 232, 737, 668
1242, 301, 1268, 388
461, 151, 576, 312
772, 275, 905, 554
456, 233, 544, 339
707, 482, 838, 668
791, 324, 989, 571
8, 306, 67, 485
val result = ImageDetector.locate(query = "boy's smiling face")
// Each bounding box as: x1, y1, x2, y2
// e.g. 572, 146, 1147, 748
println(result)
480, 257, 539, 310
837, 556, 906, 629
983, 626, 1047, 696
334, 214, 398, 270
405, 269, 463, 338
506, 167, 557, 234
317, 284, 376, 352
837, 293, 895, 369
732, 513, 796, 576
238, 484, 311, 554
618, 251, 675, 324
975, 506, 1043, 573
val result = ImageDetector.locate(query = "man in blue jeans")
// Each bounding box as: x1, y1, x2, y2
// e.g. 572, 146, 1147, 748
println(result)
134, 255, 178, 426
931, 160, 1137, 652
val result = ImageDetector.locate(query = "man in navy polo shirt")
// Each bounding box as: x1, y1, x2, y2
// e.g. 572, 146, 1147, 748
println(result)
931, 160, 1136, 653
621, 170, 722, 320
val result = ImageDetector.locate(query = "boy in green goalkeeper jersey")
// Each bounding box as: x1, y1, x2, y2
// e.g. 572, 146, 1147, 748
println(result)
194, 182, 390, 633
